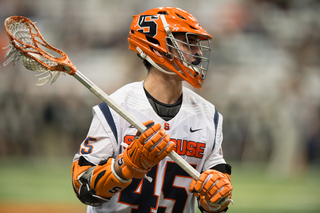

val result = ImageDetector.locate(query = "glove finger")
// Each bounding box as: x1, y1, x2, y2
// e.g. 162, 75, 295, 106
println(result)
189, 179, 198, 192
209, 186, 232, 204
200, 171, 224, 196
156, 139, 175, 160
207, 179, 232, 203
143, 134, 171, 166
135, 120, 154, 136
194, 171, 213, 193
140, 133, 172, 169
205, 175, 230, 198
142, 120, 155, 126
153, 134, 168, 150
139, 123, 161, 144
149, 133, 169, 156
144, 129, 166, 151
190, 176, 215, 194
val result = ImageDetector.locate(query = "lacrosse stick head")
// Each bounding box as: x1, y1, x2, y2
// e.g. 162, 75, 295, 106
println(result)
3, 16, 77, 85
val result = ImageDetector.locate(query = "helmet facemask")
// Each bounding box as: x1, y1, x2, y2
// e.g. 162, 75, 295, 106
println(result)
165, 32, 211, 81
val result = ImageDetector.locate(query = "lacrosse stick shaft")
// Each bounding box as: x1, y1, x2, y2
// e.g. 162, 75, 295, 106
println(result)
74, 70, 146, 132
73, 70, 200, 180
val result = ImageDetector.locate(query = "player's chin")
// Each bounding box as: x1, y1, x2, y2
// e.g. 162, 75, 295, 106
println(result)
175, 74, 184, 82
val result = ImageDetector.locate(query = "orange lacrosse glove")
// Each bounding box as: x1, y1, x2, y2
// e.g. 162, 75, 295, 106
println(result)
189, 169, 233, 212
117, 120, 175, 179
72, 157, 131, 206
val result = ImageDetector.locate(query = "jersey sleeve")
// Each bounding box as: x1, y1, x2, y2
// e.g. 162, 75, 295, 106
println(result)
73, 111, 115, 165
202, 112, 226, 171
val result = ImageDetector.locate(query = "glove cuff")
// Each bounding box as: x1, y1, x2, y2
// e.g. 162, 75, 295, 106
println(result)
118, 153, 150, 179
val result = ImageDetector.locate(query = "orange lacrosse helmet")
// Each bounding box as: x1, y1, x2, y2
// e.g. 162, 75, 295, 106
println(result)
128, 7, 212, 89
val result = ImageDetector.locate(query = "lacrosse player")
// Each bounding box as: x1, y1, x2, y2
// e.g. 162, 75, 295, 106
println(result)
71, 7, 233, 213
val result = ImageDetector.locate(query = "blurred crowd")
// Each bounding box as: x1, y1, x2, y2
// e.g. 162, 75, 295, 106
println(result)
0, 0, 319, 178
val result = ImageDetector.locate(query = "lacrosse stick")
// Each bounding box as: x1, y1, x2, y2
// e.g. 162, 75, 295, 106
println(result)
3, 16, 200, 180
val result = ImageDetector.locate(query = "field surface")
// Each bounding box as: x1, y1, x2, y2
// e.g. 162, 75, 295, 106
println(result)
0, 157, 319, 213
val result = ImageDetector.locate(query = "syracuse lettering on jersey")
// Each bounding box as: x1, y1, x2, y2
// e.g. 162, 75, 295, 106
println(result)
123, 135, 206, 159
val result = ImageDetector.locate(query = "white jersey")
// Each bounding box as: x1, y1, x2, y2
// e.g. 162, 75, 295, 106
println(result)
73, 81, 226, 213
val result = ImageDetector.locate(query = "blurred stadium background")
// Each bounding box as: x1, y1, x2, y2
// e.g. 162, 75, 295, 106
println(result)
0, 0, 319, 212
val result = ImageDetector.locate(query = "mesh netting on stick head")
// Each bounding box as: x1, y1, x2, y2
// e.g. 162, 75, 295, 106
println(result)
3, 16, 76, 85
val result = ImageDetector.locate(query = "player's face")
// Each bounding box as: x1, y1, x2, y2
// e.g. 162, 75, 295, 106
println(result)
152, 33, 204, 80
171, 33, 203, 66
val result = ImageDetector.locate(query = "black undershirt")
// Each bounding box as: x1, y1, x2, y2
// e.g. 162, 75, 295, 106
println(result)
144, 88, 182, 121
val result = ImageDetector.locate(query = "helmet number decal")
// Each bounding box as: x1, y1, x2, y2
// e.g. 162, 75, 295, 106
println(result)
137, 15, 158, 37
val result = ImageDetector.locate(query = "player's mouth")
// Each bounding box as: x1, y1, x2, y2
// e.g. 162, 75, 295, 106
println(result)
191, 53, 201, 65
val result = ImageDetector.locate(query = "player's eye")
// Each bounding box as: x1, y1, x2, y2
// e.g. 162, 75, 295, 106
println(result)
188, 38, 197, 44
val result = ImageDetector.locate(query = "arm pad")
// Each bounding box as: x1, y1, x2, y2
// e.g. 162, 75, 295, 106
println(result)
71, 156, 131, 206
